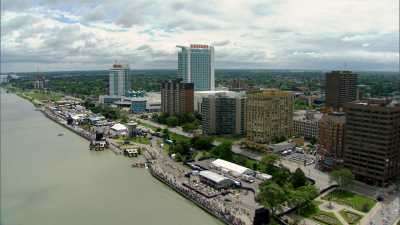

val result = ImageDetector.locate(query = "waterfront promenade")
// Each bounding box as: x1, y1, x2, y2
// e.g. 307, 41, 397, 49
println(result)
37, 102, 255, 225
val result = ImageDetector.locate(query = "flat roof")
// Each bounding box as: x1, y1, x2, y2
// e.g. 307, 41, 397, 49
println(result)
211, 159, 251, 175
199, 170, 229, 184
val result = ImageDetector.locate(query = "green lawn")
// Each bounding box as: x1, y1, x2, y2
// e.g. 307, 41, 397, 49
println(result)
312, 211, 343, 225
116, 136, 150, 145
24, 90, 63, 102
212, 135, 243, 143
339, 209, 363, 225
170, 132, 190, 143
322, 190, 376, 213
135, 120, 158, 131
130, 136, 150, 145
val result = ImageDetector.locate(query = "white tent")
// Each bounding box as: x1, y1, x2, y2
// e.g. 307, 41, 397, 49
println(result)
211, 159, 253, 176
110, 123, 128, 136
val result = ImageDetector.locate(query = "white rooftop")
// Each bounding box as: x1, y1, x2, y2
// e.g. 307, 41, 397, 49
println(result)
111, 123, 127, 131
211, 159, 252, 175
199, 170, 229, 184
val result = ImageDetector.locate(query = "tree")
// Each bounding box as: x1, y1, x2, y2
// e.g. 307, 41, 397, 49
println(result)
330, 168, 355, 191
191, 136, 214, 150
182, 122, 198, 132
290, 185, 319, 212
261, 153, 280, 166
162, 129, 170, 140
291, 168, 307, 188
309, 137, 317, 145
211, 141, 233, 161
166, 116, 179, 127
257, 182, 287, 215
272, 167, 291, 186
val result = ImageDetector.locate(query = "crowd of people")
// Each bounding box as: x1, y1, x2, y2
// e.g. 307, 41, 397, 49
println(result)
150, 163, 251, 225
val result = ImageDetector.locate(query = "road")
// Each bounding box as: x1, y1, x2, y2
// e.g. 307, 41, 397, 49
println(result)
131, 116, 193, 138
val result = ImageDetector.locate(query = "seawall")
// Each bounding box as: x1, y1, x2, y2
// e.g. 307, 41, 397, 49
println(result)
39, 109, 93, 141
148, 166, 236, 225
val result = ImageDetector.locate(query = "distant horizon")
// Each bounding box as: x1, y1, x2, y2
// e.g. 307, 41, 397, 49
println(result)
2, 67, 399, 75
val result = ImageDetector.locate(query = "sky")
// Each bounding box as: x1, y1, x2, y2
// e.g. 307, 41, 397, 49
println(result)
1, 0, 399, 73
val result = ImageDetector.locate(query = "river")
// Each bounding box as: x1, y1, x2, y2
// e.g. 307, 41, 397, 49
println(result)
0, 90, 223, 225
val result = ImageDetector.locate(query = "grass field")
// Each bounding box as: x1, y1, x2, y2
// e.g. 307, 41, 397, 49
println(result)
322, 190, 376, 213
170, 132, 191, 143
339, 209, 363, 225
312, 211, 343, 225
212, 135, 243, 143
24, 90, 63, 102
115, 136, 150, 145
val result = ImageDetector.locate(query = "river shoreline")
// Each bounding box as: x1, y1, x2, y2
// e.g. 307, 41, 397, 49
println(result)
12, 92, 237, 225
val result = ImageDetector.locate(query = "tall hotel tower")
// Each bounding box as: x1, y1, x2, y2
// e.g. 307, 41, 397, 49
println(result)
177, 44, 215, 91
109, 64, 130, 96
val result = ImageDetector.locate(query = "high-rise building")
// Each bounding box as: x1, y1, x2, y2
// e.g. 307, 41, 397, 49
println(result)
246, 90, 294, 143
177, 44, 215, 91
33, 75, 49, 89
293, 110, 323, 139
325, 71, 357, 110
343, 99, 400, 185
109, 64, 130, 96
201, 92, 245, 135
317, 112, 346, 170
229, 79, 250, 92
161, 79, 194, 115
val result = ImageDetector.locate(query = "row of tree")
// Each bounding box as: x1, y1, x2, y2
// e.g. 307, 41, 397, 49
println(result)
152, 112, 201, 131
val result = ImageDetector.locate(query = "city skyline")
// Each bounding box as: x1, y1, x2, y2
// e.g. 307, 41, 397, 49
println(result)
1, 0, 399, 73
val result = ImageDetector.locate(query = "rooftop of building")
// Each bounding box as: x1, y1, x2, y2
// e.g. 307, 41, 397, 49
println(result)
347, 98, 400, 108
177, 44, 213, 50
247, 89, 293, 97
196, 90, 245, 98
294, 110, 323, 121
111, 64, 129, 69
199, 170, 230, 184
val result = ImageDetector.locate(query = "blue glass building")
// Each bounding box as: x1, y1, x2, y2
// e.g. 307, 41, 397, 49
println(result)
177, 44, 215, 91
131, 99, 147, 114
109, 64, 130, 96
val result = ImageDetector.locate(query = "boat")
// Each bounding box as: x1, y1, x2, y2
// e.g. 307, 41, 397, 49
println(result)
57, 133, 64, 136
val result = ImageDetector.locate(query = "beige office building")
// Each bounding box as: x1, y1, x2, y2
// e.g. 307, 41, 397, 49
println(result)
246, 90, 294, 143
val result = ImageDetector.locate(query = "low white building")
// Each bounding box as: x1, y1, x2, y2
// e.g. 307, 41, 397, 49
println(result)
110, 123, 128, 137
211, 159, 254, 177
199, 170, 234, 189
268, 141, 295, 154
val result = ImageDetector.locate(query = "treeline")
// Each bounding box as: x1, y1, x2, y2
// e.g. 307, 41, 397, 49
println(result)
84, 100, 128, 122
152, 112, 202, 131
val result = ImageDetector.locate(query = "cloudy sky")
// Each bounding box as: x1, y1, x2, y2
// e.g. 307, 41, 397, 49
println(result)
1, 0, 399, 72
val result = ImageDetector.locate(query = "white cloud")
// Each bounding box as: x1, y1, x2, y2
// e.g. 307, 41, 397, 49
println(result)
0, 0, 399, 72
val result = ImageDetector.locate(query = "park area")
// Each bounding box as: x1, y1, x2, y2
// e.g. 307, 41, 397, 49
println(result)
294, 188, 377, 225
322, 190, 376, 213
114, 136, 150, 145
298, 200, 343, 225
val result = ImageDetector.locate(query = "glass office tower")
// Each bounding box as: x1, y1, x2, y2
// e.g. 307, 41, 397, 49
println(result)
177, 44, 215, 91
109, 64, 130, 96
